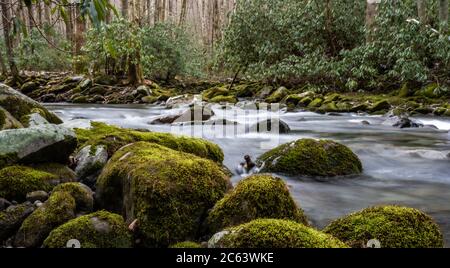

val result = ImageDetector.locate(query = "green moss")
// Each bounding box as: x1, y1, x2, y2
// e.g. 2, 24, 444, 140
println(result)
317, 101, 338, 113
284, 94, 303, 106
209, 95, 238, 104
31, 163, 77, 183
323, 205, 444, 248
0, 96, 62, 125
324, 93, 341, 103
0, 108, 5, 129
206, 174, 307, 235
43, 210, 133, 248
203, 86, 230, 101
52, 183, 93, 213
0, 203, 33, 241
298, 97, 313, 107
265, 87, 288, 103
169, 241, 202, 248
257, 139, 362, 177
214, 219, 348, 248
398, 83, 411, 97
369, 100, 390, 113
14, 191, 76, 247
75, 122, 224, 162
96, 142, 230, 247
307, 98, 323, 108
0, 166, 57, 201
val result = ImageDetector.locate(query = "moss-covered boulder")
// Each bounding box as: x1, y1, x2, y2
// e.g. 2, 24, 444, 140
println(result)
0, 107, 23, 130
14, 191, 76, 247
369, 100, 390, 113
308, 98, 323, 109
209, 219, 347, 248
206, 175, 307, 235
75, 122, 223, 162
52, 183, 94, 213
265, 87, 288, 103
257, 139, 362, 177
0, 124, 77, 169
43, 211, 133, 248
0, 83, 62, 126
31, 163, 77, 183
0, 203, 35, 242
323, 205, 444, 248
96, 142, 231, 247
0, 166, 58, 202
74, 145, 108, 180
210, 95, 238, 104
169, 241, 202, 248
202, 86, 231, 101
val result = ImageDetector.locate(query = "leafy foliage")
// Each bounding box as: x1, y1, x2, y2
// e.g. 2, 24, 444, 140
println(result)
219, 0, 450, 90
84, 19, 204, 80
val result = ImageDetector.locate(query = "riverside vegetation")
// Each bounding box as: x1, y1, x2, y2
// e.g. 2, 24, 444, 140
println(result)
0, 0, 449, 248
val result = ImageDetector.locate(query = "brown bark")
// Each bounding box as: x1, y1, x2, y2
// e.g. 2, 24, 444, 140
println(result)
0, 0, 20, 81
74, 4, 86, 73
439, 0, 449, 33
122, 0, 129, 19
417, 0, 427, 24
179, 0, 188, 25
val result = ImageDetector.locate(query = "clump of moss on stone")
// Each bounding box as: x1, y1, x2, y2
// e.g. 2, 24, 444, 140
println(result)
96, 142, 231, 247
206, 174, 307, 235
14, 191, 76, 247
202, 86, 231, 101
257, 139, 362, 177
211, 219, 348, 248
31, 163, 77, 183
0, 108, 5, 129
323, 205, 444, 248
265, 87, 288, 103
75, 122, 224, 162
52, 183, 93, 213
169, 241, 202, 248
209, 95, 238, 104
43, 210, 133, 248
0, 96, 62, 126
0, 203, 34, 242
0, 166, 57, 201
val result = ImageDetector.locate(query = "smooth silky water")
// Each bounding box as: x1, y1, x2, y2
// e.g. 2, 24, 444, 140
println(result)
45, 103, 450, 246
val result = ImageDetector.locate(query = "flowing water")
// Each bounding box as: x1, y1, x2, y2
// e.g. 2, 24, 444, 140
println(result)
45, 102, 450, 246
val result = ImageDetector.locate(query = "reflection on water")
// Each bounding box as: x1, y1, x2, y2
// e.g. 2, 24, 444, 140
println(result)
46, 103, 450, 246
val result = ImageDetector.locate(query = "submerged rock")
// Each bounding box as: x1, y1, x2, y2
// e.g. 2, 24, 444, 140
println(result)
392, 117, 424, 129
151, 105, 215, 124
324, 205, 444, 248
205, 174, 307, 235
257, 139, 362, 177
96, 142, 231, 247
43, 210, 133, 248
0, 124, 77, 168
249, 119, 290, 134
208, 219, 347, 248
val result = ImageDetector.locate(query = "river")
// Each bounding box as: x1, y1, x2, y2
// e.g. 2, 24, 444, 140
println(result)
45, 102, 450, 246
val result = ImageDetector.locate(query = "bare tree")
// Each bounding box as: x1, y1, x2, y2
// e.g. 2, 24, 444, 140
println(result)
439, 0, 449, 33
417, 0, 427, 24
366, 0, 380, 42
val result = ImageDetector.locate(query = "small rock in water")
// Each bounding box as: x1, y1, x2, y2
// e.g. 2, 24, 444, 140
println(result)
361, 120, 370, 125
26, 191, 49, 203
249, 118, 291, 134
392, 117, 423, 129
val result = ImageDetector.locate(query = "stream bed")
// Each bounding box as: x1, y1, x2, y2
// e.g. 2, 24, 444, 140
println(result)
45, 103, 450, 246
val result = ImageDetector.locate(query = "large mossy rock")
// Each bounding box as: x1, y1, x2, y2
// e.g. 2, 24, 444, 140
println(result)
205, 175, 307, 235
52, 182, 94, 213
0, 124, 77, 169
14, 191, 76, 247
0, 83, 62, 128
0, 166, 58, 202
0, 203, 35, 242
96, 142, 231, 247
43, 210, 133, 248
208, 219, 347, 248
324, 205, 444, 248
257, 139, 362, 177
75, 122, 223, 162
31, 163, 77, 184
0, 107, 23, 130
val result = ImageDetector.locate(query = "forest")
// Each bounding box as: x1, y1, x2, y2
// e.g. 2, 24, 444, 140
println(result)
0, 0, 450, 249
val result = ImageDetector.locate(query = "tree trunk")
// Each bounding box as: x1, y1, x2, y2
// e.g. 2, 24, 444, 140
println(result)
127, 51, 144, 85
417, 0, 427, 24
63, 5, 74, 44
179, 0, 188, 25
0, 52, 7, 76
122, 0, 129, 19
74, 4, 86, 73
26, 4, 34, 32
0, 0, 20, 82
366, 0, 380, 42
439, 0, 449, 33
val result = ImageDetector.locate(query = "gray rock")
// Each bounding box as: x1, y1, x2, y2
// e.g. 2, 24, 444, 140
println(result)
136, 85, 152, 96
392, 117, 424, 129
26, 191, 49, 203
208, 230, 231, 248
27, 113, 49, 127
74, 145, 108, 180
258, 86, 274, 99
0, 203, 34, 242
150, 106, 215, 125
249, 119, 291, 134
0, 198, 12, 211
0, 124, 77, 169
